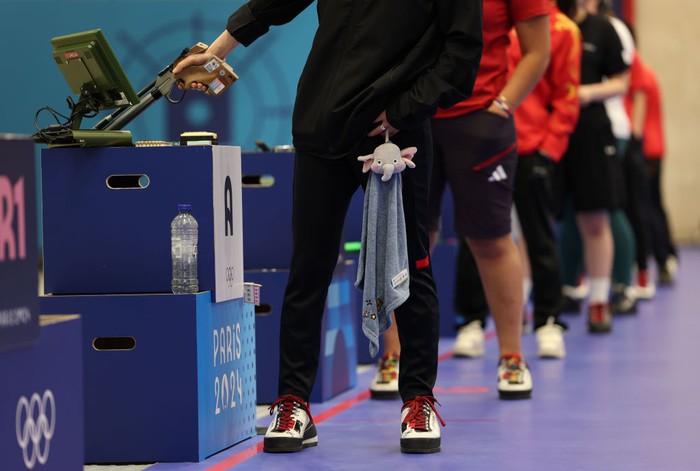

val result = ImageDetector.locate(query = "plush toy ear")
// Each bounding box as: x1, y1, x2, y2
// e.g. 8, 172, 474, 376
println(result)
357, 154, 374, 173
400, 146, 418, 160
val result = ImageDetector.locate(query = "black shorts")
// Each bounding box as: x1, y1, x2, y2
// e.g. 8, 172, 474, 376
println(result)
552, 105, 623, 217
429, 110, 518, 240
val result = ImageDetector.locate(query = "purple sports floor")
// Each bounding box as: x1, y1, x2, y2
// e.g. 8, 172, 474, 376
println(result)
125, 246, 700, 471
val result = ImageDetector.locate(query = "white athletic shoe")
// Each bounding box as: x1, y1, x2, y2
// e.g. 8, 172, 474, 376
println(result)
263, 395, 318, 453
400, 396, 445, 454
563, 279, 589, 299
497, 354, 533, 399
369, 353, 400, 399
635, 269, 656, 300
535, 317, 566, 359
659, 255, 678, 285
453, 320, 485, 357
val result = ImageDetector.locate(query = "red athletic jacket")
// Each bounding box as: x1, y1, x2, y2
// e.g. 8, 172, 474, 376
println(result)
507, 4, 581, 162
436, 0, 549, 118
626, 52, 665, 159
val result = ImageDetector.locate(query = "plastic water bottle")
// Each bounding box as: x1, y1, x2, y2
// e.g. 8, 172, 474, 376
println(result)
171, 204, 199, 294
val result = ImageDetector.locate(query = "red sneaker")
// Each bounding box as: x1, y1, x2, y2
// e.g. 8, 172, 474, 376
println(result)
588, 303, 612, 333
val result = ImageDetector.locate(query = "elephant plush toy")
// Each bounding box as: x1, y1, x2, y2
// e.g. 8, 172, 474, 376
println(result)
358, 141, 417, 182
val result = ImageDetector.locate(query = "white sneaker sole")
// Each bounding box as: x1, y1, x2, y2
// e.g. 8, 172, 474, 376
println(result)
635, 286, 656, 300
538, 346, 566, 359
452, 345, 485, 358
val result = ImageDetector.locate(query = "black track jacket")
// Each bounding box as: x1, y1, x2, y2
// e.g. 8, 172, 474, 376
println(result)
227, 0, 483, 159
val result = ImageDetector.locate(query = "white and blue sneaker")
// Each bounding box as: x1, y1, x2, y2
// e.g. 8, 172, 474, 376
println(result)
263, 395, 318, 453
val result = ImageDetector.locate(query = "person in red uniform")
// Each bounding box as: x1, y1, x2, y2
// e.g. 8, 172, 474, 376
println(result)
429, 0, 551, 399
506, 0, 581, 358
625, 47, 678, 289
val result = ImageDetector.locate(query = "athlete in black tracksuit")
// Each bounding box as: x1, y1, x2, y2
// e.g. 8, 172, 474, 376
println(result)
175, 0, 483, 454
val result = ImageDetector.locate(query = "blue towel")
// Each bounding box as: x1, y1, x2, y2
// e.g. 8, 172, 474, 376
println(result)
355, 171, 410, 358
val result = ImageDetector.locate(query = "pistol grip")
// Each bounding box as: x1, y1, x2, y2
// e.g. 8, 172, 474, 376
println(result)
174, 43, 239, 96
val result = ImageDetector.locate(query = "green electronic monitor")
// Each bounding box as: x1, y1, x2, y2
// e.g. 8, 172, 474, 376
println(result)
51, 29, 139, 118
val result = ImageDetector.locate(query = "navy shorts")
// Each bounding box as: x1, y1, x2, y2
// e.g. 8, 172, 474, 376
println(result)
429, 110, 518, 240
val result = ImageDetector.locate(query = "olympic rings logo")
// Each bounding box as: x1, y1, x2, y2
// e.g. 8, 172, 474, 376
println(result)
15, 390, 56, 469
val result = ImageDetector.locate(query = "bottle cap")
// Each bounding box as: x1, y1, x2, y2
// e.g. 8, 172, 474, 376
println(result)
178, 203, 192, 211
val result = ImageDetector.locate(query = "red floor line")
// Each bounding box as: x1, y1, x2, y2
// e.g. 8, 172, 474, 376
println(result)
206, 442, 264, 471
208, 332, 495, 469
203, 390, 371, 470
438, 350, 454, 362
439, 329, 496, 362
314, 390, 371, 422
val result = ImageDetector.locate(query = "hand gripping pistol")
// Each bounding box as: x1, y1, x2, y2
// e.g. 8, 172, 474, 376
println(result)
173, 42, 239, 96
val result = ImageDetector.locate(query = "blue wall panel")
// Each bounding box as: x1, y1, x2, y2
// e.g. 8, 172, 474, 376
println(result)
0, 1, 315, 150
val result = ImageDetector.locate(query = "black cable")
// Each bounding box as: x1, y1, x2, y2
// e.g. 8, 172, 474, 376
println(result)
34, 94, 104, 143
33, 106, 72, 143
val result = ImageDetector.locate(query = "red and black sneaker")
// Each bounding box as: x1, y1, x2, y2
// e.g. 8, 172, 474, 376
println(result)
636, 269, 656, 300
588, 303, 612, 333
263, 394, 318, 453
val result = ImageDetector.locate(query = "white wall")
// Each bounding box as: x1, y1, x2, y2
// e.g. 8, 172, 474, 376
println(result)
637, 0, 700, 243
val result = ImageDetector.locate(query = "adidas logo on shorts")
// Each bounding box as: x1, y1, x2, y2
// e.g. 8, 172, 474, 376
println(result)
488, 165, 507, 182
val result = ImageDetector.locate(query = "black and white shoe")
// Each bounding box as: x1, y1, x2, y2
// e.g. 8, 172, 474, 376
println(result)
611, 285, 638, 315
400, 396, 445, 454
263, 395, 318, 453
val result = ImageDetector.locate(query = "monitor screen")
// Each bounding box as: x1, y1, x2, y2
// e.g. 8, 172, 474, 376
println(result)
51, 29, 139, 113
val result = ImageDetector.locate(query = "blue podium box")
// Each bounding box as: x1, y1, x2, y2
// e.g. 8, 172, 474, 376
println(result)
341, 253, 377, 366
342, 187, 365, 248
41, 145, 244, 302
0, 136, 40, 352
40, 292, 256, 463
248, 259, 358, 404
0, 315, 83, 471
431, 242, 458, 338
241, 151, 294, 270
